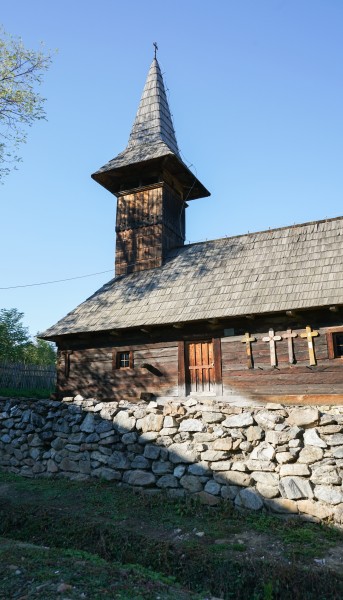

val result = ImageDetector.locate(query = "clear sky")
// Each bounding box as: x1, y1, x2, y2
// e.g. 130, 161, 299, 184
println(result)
1, 0, 342, 339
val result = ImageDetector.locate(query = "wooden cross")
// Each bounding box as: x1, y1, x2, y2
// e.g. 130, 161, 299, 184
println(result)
300, 326, 319, 366
153, 42, 158, 59
241, 332, 256, 369
282, 328, 297, 364
262, 328, 282, 367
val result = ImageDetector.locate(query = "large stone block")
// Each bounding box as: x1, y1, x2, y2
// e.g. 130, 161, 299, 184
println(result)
279, 464, 310, 477
254, 411, 284, 430
314, 485, 343, 505
113, 411, 136, 433
303, 429, 326, 448
297, 499, 335, 520
214, 470, 251, 487
168, 442, 198, 464
298, 446, 324, 464
107, 451, 130, 470
156, 474, 179, 488
180, 475, 203, 492
250, 442, 275, 461
123, 470, 156, 487
235, 488, 263, 510
179, 419, 205, 432
222, 412, 253, 428
287, 408, 319, 428
279, 476, 313, 500
310, 465, 341, 485
80, 413, 95, 433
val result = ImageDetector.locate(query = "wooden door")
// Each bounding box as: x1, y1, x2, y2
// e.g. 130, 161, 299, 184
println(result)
186, 341, 215, 394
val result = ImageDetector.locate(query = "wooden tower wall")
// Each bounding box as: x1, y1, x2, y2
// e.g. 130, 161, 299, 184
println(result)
115, 183, 185, 276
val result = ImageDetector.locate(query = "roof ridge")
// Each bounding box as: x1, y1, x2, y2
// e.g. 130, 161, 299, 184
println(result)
178, 214, 343, 251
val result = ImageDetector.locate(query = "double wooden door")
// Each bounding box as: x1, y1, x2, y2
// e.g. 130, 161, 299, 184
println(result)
186, 341, 215, 394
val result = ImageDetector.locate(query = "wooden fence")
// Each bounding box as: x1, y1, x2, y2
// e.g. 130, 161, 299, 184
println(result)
0, 362, 56, 391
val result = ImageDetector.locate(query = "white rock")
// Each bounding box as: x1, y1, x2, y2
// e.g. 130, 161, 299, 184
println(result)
214, 471, 251, 487
231, 461, 249, 472
163, 416, 176, 429
201, 450, 227, 462
303, 429, 327, 448
246, 460, 276, 472
298, 446, 324, 464
213, 438, 233, 451
210, 460, 232, 471
310, 465, 341, 485
139, 413, 164, 433
113, 411, 136, 433
323, 433, 343, 446
254, 411, 283, 430
275, 452, 294, 464
204, 480, 221, 495
179, 419, 205, 432
256, 484, 279, 499
287, 408, 319, 427
280, 464, 310, 477
235, 488, 263, 510
168, 442, 198, 464
246, 426, 263, 442
265, 498, 298, 513
279, 476, 313, 500
250, 442, 275, 461
222, 412, 253, 428
314, 485, 343, 505
251, 472, 279, 486
297, 499, 335, 520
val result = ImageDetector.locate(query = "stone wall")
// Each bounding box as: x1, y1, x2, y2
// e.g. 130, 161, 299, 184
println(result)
2, 395, 343, 524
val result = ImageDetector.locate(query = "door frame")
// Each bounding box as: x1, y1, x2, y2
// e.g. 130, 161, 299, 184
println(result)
178, 338, 222, 397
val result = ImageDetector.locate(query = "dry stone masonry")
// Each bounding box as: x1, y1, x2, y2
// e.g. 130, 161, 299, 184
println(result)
2, 395, 343, 524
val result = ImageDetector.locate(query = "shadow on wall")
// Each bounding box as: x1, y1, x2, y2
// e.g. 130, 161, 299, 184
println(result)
0, 395, 343, 524
58, 346, 178, 401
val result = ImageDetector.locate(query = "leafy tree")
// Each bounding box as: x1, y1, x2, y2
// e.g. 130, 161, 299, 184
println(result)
0, 26, 52, 179
0, 307, 56, 364
23, 338, 56, 366
0, 307, 30, 361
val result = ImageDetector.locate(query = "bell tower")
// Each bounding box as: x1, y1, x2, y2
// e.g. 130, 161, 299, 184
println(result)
92, 53, 210, 276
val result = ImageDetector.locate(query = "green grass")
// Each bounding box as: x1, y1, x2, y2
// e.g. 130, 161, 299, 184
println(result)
0, 472, 343, 599
0, 387, 53, 399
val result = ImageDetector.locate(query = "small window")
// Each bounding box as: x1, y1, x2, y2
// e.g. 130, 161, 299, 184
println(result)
327, 329, 343, 359
114, 350, 133, 369
119, 351, 130, 368
333, 333, 343, 357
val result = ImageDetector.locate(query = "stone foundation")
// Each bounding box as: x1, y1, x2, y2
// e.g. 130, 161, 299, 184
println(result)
2, 395, 343, 524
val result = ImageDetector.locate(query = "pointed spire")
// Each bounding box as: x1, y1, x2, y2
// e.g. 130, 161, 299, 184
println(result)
127, 58, 180, 156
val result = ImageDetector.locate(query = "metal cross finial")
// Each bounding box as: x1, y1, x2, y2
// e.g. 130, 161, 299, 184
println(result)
153, 42, 158, 59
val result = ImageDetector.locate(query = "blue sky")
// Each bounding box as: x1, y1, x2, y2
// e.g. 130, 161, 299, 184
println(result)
1, 0, 342, 338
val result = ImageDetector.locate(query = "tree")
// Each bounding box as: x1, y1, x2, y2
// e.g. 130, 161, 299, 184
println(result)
0, 307, 30, 361
0, 26, 52, 180
0, 308, 56, 364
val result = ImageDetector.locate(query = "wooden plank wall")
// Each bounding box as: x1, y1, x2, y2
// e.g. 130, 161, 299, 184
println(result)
57, 341, 178, 401
221, 326, 343, 396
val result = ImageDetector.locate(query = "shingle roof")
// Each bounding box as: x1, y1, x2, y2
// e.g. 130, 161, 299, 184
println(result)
91, 58, 210, 201
40, 216, 343, 339
93, 58, 179, 174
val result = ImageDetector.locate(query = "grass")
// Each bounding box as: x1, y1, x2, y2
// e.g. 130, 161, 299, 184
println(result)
0, 472, 343, 599
0, 387, 53, 399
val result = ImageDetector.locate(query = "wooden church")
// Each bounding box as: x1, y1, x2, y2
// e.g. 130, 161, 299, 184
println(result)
41, 55, 343, 404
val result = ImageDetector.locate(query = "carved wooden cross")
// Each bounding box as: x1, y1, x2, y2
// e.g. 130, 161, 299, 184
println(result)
241, 332, 256, 369
262, 328, 282, 367
300, 326, 319, 366
282, 328, 297, 364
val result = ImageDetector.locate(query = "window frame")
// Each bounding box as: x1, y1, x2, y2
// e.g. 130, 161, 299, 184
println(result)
326, 326, 343, 359
112, 349, 134, 369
